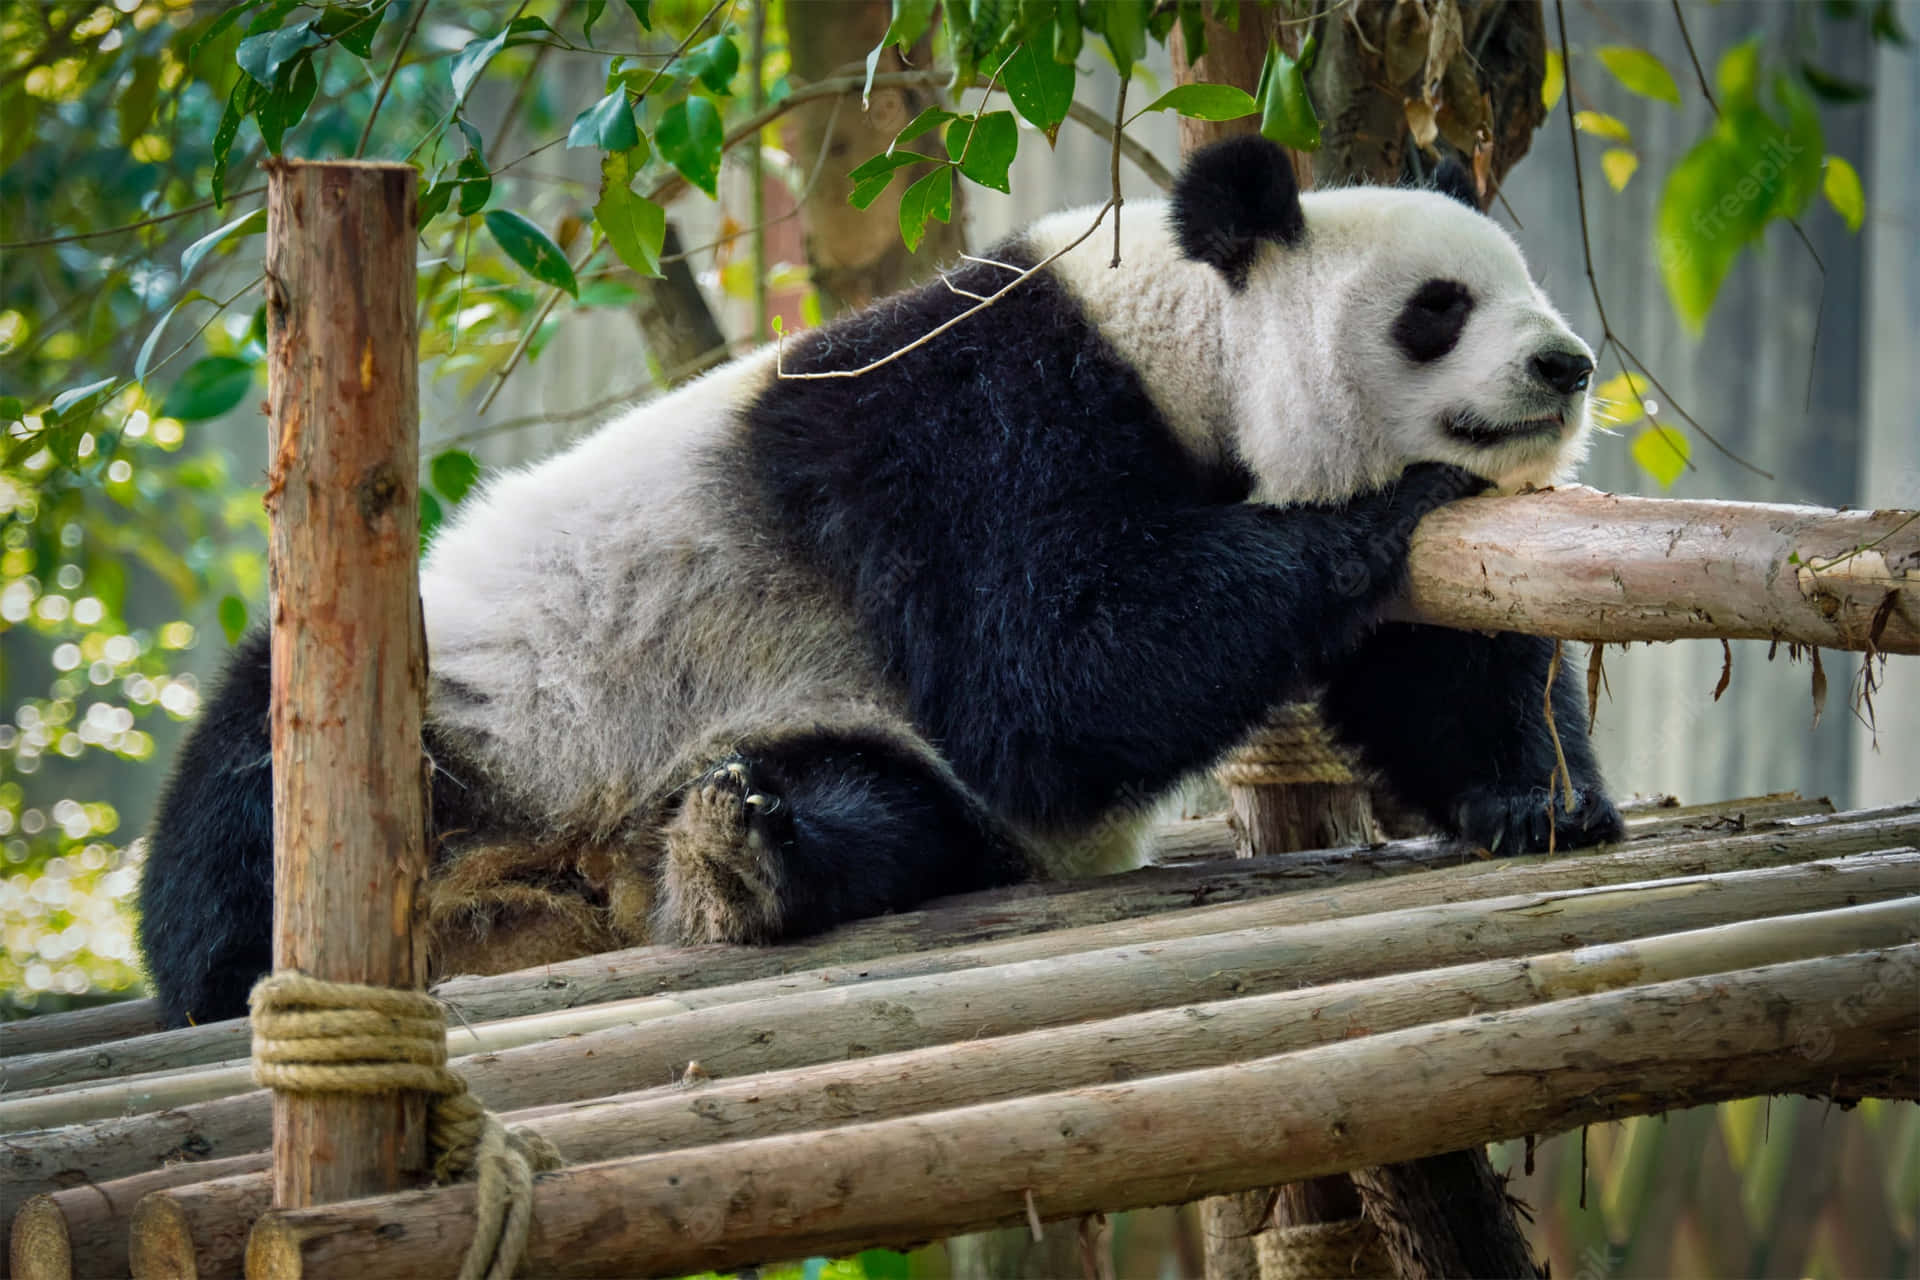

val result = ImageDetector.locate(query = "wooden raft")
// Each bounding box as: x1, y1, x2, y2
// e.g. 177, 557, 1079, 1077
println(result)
5, 792, 1917, 1280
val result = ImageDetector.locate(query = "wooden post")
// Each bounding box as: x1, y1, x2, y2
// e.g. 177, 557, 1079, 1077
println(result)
261, 159, 430, 1207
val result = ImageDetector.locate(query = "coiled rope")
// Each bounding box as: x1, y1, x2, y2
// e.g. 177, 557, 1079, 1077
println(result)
250, 973, 564, 1280
1216, 702, 1360, 787
1257, 1217, 1392, 1278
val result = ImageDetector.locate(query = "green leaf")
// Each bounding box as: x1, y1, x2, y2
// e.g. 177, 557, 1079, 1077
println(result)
946, 111, 1018, 193
1631, 424, 1690, 489
898, 165, 953, 252
182, 209, 267, 280
51, 377, 118, 418
1542, 48, 1565, 111
595, 153, 666, 277
319, 3, 387, 58
189, 0, 268, 65
1823, 154, 1865, 231
1178, 0, 1206, 64
237, 20, 322, 88
218, 595, 250, 645
484, 210, 578, 297
430, 449, 482, 504
1596, 45, 1680, 106
847, 151, 934, 208
1773, 74, 1825, 217
456, 146, 493, 215
419, 489, 444, 545
1254, 38, 1320, 150
1601, 147, 1638, 191
583, 0, 607, 40
568, 88, 640, 150
211, 76, 260, 209
1871, 0, 1910, 45
896, 105, 958, 146
685, 34, 740, 95
135, 292, 213, 383
1799, 62, 1872, 103
655, 96, 723, 196
256, 55, 318, 153
451, 26, 511, 103
1002, 40, 1075, 143
419, 177, 456, 223
1055, 0, 1082, 62
1573, 110, 1632, 143
1717, 39, 1761, 109
1136, 83, 1258, 121
1094, 0, 1148, 73
504, 15, 558, 46
623, 0, 651, 31
864, 0, 939, 103
117, 56, 164, 146
163, 356, 255, 421
1655, 131, 1754, 332
1592, 371, 1651, 428
0, 396, 24, 425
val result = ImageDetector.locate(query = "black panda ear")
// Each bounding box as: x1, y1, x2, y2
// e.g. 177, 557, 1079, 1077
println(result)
1170, 135, 1306, 290
1429, 157, 1483, 211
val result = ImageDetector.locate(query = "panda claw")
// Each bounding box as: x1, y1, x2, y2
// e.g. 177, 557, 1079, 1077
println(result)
725, 762, 748, 783
743, 793, 774, 811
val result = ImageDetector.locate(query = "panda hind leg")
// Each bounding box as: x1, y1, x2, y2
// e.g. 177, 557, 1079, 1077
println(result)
655, 722, 1032, 945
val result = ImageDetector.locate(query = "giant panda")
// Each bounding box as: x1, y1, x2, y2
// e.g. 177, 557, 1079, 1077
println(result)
137, 136, 1623, 1028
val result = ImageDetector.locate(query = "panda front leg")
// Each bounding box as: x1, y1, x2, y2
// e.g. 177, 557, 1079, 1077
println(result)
1317, 623, 1624, 854
654, 721, 1033, 944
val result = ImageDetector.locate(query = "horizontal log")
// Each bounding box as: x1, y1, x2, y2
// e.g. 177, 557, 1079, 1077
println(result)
243, 946, 1920, 1280
122, 898, 1919, 1280
0, 792, 1769, 1083
6, 1153, 267, 1280
1398, 487, 1919, 653
4, 792, 1831, 1098
6, 844, 1913, 1194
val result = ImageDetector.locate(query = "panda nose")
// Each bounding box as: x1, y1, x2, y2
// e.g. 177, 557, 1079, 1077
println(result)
1531, 349, 1594, 395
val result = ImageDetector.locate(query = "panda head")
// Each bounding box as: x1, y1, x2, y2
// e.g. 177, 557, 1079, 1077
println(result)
1170, 136, 1596, 500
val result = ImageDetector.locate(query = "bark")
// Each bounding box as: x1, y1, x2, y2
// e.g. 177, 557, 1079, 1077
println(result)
1398, 488, 1920, 655
0, 793, 1831, 1098
0, 1000, 159, 1059
5, 1154, 267, 1280
6, 841, 1914, 1163
129, 1169, 273, 1280
632, 222, 728, 381
240, 948, 1920, 1280
785, 2, 965, 315
261, 159, 431, 1209
26, 898, 1916, 1280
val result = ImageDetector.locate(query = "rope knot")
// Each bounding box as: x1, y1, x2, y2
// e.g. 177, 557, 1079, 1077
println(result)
250, 972, 563, 1280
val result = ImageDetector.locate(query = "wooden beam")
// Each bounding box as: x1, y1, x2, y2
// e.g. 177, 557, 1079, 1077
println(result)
241, 948, 1920, 1280
261, 158, 429, 1207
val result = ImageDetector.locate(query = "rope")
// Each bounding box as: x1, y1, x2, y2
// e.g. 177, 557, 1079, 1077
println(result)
1256, 1216, 1392, 1278
1216, 703, 1360, 787
250, 972, 564, 1280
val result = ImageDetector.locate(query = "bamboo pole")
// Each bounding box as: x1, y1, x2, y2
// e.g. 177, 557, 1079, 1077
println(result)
6, 1154, 268, 1280
260, 158, 428, 1208
115, 897, 1920, 1280
1398, 486, 1918, 654
241, 947, 1920, 1280
7, 846, 1914, 1197
2, 793, 1833, 1100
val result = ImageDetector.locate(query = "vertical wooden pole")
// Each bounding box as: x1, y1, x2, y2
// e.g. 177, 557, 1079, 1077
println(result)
262, 159, 430, 1208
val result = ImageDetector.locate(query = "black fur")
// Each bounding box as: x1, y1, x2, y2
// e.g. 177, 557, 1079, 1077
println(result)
1430, 157, 1483, 211
745, 248, 1494, 836
1170, 135, 1306, 288
1392, 279, 1475, 364
136, 629, 274, 1028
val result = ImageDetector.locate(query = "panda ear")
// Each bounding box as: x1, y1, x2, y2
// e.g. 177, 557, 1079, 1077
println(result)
1170, 135, 1306, 290
1429, 157, 1484, 211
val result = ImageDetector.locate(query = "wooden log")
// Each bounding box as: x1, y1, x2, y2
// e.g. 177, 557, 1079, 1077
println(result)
2, 792, 1834, 1098
241, 947, 1920, 1280
129, 1171, 274, 1280
261, 157, 428, 1207
1398, 486, 1919, 654
7, 844, 1913, 1197
3, 806, 1911, 1141
0, 1000, 160, 1060
5, 1154, 267, 1280
43, 898, 1920, 1280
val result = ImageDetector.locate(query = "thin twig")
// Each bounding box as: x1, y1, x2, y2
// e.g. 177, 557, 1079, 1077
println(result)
1109, 75, 1128, 269
1065, 100, 1174, 192
748, 0, 769, 344
662, 93, 845, 264
2, 190, 265, 250
405, 0, 533, 164
1668, 0, 1717, 113
355, 0, 430, 158
776, 201, 1116, 381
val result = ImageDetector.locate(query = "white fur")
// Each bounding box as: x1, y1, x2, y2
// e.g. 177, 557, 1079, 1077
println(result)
1029, 190, 1595, 504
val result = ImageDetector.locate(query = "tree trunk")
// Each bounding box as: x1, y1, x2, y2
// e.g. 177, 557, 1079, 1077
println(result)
785, 2, 967, 315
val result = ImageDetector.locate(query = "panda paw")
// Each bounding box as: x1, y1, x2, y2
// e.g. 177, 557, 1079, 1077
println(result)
658, 758, 787, 943
1390, 462, 1494, 516
1449, 782, 1625, 857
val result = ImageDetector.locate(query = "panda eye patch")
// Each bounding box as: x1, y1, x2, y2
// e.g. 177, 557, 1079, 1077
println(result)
1393, 279, 1474, 363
